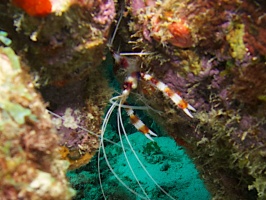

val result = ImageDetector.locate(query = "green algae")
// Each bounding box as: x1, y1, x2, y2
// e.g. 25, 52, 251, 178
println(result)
0, 31, 12, 46
143, 141, 162, 156
226, 23, 246, 60
257, 95, 266, 102
0, 47, 37, 125
0, 101, 35, 125
67, 128, 211, 199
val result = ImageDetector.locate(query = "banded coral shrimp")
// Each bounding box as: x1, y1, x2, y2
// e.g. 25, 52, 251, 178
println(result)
45, 41, 204, 199
47, 7, 210, 200
47, 69, 205, 200
91, 9, 197, 198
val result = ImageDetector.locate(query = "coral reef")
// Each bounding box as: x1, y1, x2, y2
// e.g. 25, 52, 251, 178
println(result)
117, 0, 266, 199
1, 0, 266, 199
41, 63, 112, 169
8, 0, 115, 86
1, 0, 115, 169
0, 46, 75, 199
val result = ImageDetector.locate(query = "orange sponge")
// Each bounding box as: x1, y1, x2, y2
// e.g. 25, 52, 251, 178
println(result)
12, 0, 52, 16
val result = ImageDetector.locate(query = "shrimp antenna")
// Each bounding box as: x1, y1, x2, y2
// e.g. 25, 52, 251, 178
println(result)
47, 109, 123, 148
117, 106, 176, 200
108, 4, 124, 49
98, 98, 148, 199
119, 52, 154, 56
117, 100, 150, 199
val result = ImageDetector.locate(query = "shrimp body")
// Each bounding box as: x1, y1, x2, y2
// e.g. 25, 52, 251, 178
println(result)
140, 72, 196, 118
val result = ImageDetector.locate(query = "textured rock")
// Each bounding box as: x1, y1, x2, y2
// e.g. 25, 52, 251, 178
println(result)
0, 47, 75, 199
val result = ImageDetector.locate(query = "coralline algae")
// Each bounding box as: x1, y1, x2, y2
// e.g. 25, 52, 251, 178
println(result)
1, 0, 266, 199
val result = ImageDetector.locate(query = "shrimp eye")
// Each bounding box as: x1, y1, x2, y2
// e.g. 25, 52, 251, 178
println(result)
123, 81, 132, 90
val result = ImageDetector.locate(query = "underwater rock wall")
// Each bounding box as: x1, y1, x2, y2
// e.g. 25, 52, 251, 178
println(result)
0, 47, 75, 199
123, 0, 266, 199
0, 0, 114, 169
0, 0, 114, 198
0, 0, 266, 199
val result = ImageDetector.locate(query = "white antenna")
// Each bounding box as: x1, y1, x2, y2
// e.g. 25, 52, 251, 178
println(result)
108, 7, 124, 48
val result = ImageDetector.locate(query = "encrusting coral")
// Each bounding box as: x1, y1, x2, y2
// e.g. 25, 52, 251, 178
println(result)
1, 0, 115, 169
0, 46, 75, 199
123, 0, 266, 199
8, 0, 115, 86
0, 0, 266, 199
